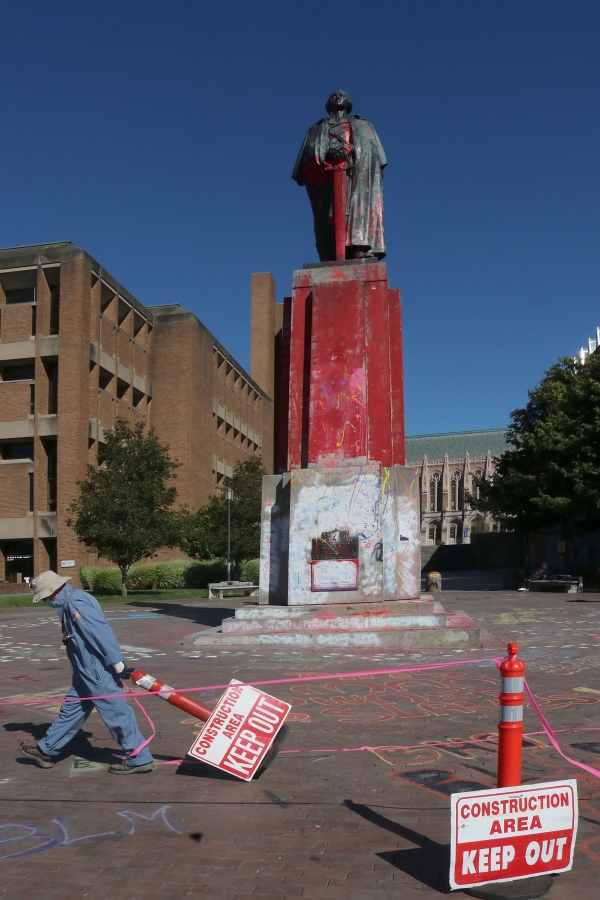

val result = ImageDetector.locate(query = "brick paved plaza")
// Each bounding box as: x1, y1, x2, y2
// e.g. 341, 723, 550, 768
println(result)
1, 591, 600, 899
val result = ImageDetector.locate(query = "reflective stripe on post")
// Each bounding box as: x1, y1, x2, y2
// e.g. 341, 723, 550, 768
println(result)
131, 668, 213, 722
497, 642, 525, 787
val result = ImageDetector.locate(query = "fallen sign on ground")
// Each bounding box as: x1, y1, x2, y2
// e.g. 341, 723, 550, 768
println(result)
187, 679, 291, 781
450, 779, 578, 890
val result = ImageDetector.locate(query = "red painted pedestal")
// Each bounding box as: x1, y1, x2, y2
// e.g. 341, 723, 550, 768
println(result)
276, 260, 405, 473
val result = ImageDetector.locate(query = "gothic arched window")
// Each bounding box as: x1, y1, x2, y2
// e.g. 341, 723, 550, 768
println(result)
450, 470, 463, 511
429, 472, 442, 512
472, 468, 483, 502
428, 521, 441, 545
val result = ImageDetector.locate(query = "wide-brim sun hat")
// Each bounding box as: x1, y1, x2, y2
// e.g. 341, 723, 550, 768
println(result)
32, 570, 70, 603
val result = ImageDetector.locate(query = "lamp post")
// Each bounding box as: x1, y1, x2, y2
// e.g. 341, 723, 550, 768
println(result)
226, 487, 234, 582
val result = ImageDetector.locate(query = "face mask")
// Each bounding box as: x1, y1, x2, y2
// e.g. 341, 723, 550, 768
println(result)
45, 599, 60, 608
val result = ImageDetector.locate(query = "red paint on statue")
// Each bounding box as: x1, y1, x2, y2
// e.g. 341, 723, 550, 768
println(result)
280, 261, 405, 471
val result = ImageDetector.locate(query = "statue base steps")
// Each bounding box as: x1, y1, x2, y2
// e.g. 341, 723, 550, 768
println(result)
186, 597, 480, 650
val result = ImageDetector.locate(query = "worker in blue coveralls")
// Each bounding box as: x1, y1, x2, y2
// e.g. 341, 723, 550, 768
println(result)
19, 570, 154, 774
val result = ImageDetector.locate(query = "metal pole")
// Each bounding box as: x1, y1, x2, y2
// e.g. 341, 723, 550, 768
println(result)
226, 488, 233, 582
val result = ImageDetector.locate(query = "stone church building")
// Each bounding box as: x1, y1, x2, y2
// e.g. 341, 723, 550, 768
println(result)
405, 429, 508, 547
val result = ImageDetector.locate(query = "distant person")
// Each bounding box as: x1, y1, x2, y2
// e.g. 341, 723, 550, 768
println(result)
19, 570, 154, 774
534, 562, 548, 581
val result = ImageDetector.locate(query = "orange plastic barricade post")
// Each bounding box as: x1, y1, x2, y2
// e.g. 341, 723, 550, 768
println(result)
131, 671, 291, 781
131, 669, 213, 722
497, 642, 525, 788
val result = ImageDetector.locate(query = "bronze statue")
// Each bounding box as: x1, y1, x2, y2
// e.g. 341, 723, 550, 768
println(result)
292, 91, 387, 261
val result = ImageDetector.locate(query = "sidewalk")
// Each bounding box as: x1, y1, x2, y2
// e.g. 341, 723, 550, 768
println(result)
0, 591, 599, 898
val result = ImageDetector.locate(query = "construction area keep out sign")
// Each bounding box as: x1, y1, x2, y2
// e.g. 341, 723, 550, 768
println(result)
450, 780, 578, 890
187, 680, 291, 781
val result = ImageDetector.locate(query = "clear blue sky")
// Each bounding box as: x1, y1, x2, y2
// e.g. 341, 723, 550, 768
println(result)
1, 1, 599, 435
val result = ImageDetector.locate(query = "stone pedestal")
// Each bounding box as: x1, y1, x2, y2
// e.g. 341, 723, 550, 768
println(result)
259, 462, 420, 606
189, 259, 480, 650
277, 260, 405, 472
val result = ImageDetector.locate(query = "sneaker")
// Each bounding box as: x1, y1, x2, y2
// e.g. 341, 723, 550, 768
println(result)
20, 742, 55, 769
108, 761, 155, 774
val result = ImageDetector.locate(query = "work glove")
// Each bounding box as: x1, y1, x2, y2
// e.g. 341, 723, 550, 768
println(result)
113, 661, 134, 679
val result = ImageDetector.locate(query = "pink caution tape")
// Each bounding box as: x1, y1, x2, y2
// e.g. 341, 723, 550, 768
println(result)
275, 725, 600, 756
4, 655, 600, 781
122, 685, 156, 761
523, 677, 600, 780
0, 656, 498, 707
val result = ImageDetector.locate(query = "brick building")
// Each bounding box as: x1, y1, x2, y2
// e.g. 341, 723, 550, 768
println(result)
0, 242, 272, 584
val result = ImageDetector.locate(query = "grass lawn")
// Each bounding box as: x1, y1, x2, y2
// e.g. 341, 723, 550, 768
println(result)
0, 588, 209, 609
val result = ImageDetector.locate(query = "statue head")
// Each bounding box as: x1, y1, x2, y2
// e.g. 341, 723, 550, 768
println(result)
325, 90, 353, 116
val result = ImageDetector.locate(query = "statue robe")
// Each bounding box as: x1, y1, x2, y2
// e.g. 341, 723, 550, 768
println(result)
292, 115, 387, 261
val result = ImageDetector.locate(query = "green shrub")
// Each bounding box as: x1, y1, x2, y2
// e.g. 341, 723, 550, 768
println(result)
240, 558, 260, 584
80, 565, 122, 592
79, 566, 94, 591
154, 561, 188, 589
184, 559, 227, 588
80, 559, 228, 593
92, 567, 122, 592
127, 564, 157, 590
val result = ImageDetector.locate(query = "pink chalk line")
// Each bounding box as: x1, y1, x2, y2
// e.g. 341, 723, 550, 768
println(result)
153, 725, 600, 766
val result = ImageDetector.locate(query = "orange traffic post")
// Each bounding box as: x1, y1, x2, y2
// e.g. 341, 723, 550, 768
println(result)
497, 641, 525, 788
131, 669, 213, 722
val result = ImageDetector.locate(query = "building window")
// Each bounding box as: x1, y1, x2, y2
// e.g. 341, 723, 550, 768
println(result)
429, 472, 441, 511
428, 521, 441, 545
49, 285, 60, 334
45, 362, 58, 414
472, 469, 483, 501
46, 441, 57, 511
1, 364, 35, 382
2, 441, 34, 460
448, 519, 462, 544
450, 470, 463, 511
5, 287, 36, 304
1, 539, 34, 580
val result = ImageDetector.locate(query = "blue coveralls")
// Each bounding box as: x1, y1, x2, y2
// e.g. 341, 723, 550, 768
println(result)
38, 585, 153, 767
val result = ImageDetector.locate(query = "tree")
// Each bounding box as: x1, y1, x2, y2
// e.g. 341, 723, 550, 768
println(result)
179, 456, 265, 576
471, 352, 600, 550
67, 421, 180, 596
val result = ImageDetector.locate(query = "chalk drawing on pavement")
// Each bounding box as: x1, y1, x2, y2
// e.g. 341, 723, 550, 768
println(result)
0, 805, 181, 860
69, 757, 105, 777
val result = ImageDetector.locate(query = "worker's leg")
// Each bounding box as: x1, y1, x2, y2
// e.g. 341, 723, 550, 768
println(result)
93, 695, 153, 766
38, 685, 93, 756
